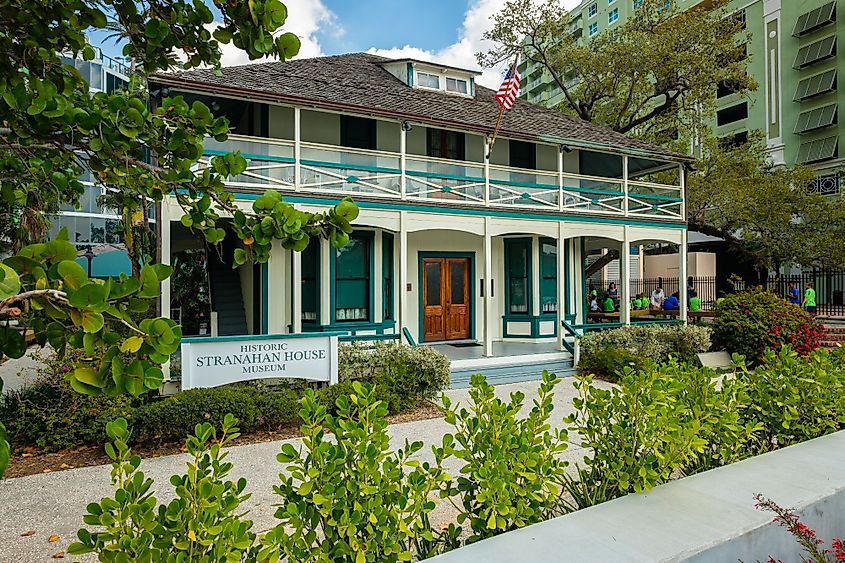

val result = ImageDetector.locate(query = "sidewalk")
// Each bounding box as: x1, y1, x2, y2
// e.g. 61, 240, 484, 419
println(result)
0, 378, 603, 562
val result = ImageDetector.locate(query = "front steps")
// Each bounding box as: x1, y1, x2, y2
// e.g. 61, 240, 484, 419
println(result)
450, 354, 576, 389
821, 324, 845, 349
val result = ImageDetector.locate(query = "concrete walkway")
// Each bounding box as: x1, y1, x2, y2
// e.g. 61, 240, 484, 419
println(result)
0, 378, 605, 562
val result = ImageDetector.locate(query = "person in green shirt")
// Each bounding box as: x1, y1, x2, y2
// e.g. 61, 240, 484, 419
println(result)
689, 290, 701, 312
803, 282, 817, 315
602, 296, 615, 312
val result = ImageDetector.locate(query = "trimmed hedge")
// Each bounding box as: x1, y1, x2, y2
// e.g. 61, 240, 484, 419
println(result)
712, 289, 824, 363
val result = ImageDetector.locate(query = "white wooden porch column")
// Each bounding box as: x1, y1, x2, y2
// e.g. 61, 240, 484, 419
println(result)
159, 200, 171, 320
620, 226, 631, 325
293, 107, 301, 191
319, 238, 331, 326
680, 229, 689, 324
399, 126, 407, 199
622, 155, 630, 216
556, 224, 565, 351
292, 247, 302, 333
483, 140, 491, 206
531, 235, 541, 319
483, 217, 494, 357
399, 211, 409, 341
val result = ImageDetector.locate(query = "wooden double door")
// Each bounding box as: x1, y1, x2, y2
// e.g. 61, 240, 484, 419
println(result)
422, 257, 470, 342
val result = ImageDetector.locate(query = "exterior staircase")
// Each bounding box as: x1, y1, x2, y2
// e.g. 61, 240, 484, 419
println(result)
450, 356, 576, 389
208, 246, 248, 336
821, 324, 845, 349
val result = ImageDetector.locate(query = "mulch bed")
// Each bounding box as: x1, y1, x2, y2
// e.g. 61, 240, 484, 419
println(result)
2, 400, 442, 479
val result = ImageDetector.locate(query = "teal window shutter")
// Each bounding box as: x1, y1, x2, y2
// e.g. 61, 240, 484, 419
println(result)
383, 233, 394, 320
539, 238, 558, 315
334, 232, 372, 322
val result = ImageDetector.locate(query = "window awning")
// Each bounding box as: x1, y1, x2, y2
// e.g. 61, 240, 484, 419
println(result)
793, 2, 836, 37
797, 136, 839, 163
795, 104, 838, 134
794, 69, 837, 101
794, 35, 836, 68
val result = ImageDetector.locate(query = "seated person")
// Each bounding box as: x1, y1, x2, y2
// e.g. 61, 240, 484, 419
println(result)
602, 296, 616, 312
607, 282, 620, 308
590, 295, 599, 312
663, 292, 680, 311
689, 290, 701, 312
636, 292, 648, 309
650, 287, 665, 309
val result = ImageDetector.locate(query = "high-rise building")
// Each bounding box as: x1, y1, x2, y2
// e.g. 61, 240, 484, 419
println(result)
519, 0, 843, 196
46, 48, 153, 276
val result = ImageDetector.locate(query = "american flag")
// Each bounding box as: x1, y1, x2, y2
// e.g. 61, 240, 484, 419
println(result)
495, 61, 520, 110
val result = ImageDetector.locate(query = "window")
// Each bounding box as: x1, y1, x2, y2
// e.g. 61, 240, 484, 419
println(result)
509, 139, 536, 169
383, 234, 394, 320
731, 9, 747, 30
633, 0, 643, 8
505, 239, 531, 315
588, 3, 597, 17
717, 79, 743, 98
417, 72, 440, 89
795, 104, 838, 134
588, 22, 598, 36
427, 128, 466, 160
794, 69, 837, 101
608, 8, 618, 23
334, 232, 371, 322
340, 115, 377, 150
716, 102, 748, 126
718, 131, 748, 149
445, 77, 468, 94
301, 242, 319, 323
793, 2, 836, 37
540, 239, 557, 315
793, 35, 836, 69
797, 136, 838, 163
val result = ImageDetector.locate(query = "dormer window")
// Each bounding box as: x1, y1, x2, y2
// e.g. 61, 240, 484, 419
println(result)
446, 77, 468, 94
417, 72, 440, 89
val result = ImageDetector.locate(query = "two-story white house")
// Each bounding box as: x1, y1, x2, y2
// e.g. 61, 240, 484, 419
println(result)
151, 53, 690, 383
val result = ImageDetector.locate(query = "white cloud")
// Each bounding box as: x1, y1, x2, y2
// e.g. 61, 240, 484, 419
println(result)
366, 0, 583, 88
217, 0, 341, 67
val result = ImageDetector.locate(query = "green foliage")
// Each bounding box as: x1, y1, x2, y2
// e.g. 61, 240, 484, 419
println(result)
0, 352, 136, 452
435, 371, 571, 543
731, 346, 845, 453
577, 323, 711, 380
68, 415, 257, 561
577, 347, 646, 382
260, 383, 453, 562
130, 384, 298, 443
338, 341, 451, 413
712, 289, 824, 362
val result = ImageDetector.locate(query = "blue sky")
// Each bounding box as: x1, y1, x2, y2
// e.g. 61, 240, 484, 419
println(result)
92, 0, 580, 88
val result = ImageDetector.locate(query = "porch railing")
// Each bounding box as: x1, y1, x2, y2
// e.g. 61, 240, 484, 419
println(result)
198, 135, 685, 221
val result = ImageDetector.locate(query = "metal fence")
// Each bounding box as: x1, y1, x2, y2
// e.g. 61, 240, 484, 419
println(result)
588, 271, 845, 316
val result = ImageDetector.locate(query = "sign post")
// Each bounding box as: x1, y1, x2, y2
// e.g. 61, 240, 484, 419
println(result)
179, 333, 340, 390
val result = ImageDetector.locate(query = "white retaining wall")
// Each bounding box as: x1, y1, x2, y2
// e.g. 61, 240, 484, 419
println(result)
429, 430, 845, 562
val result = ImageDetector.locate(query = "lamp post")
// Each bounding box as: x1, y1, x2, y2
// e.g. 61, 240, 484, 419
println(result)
83, 246, 95, 277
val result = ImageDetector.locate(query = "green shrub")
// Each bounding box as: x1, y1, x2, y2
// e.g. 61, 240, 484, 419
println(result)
339, 341, 450, 413
577, 347, 646, 382
0, 353, 135, 452
130, 384, 298, 443
435, 371, 571, 542
69, 415, 257, 561
260, 383, 454, 562
712, 289, 824, 362
578, 323, 712, 366
730, 346, 845, 452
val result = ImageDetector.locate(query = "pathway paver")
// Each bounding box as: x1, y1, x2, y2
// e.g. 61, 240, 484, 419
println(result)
0, 377, 605, 561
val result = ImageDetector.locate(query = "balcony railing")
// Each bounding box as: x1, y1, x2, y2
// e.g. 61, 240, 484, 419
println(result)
198, 135, 685, 221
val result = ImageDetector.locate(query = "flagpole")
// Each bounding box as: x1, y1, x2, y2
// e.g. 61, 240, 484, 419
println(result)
487, 52, 520, 160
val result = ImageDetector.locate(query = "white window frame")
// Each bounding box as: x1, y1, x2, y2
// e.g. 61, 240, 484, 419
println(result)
589, 22, 599, 36
446, 77, 468, 94
609, 8, 618, 23
588, 3, 598, 18
416, 71, 441, 90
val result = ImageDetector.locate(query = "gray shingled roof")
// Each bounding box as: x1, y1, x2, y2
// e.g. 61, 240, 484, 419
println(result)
152, 53, 687, 162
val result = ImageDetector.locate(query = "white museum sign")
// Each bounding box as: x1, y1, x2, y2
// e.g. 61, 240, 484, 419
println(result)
180, 333, 339, 390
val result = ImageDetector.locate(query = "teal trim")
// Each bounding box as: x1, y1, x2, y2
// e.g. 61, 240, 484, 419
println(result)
406, 169, 485, 183
300, 159, 401, 175
261, 263, 268, 334
564, 186, 623, 197
417, 251, 476, 344
407, 63, 414, 87
224, 193, 687, 229
330, 231, 376, 324
203, 149, 295, 164
302, 319, 396, 335
382, 233, 394, 321
629, 192, 684, 202
491, 177, 559, 190
402, 327, 417, 347
182, 331, 348, 344
301, 241, 320, 327
539, 237, 558, 318
501, 315, 558, 338
340, 333, 400, 342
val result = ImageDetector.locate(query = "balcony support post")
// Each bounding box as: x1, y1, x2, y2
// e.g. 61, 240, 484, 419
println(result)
622, 154, 629, 217
399, 125, 407, 199
557, 224, 565, 352
558, 145, 564, 211
621, 226, 631, 326
398, 211, 409, 341
680, 228, 689, 324
483, 138, 491, 206
680, 163, 686, 219
483, 216, 494, 357
294, 107, 301, 191
292, 243, 302, 333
